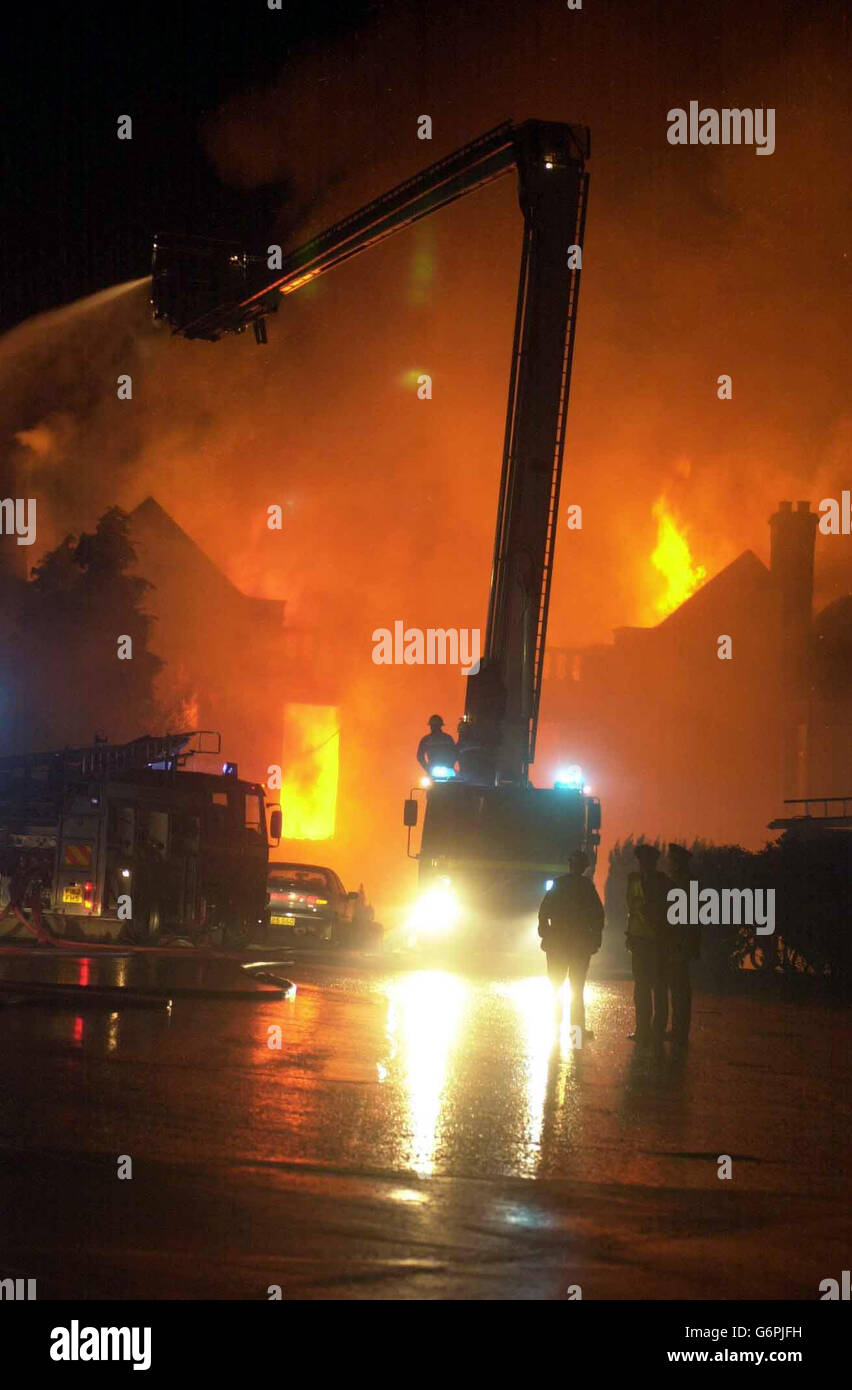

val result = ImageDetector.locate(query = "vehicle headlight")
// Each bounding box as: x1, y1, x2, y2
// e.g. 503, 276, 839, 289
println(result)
408, 882, 461, 935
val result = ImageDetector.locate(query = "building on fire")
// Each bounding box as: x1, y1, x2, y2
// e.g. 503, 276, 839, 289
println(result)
540, 500, 852, 850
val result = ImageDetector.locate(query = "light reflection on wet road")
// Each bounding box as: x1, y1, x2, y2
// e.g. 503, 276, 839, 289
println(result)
0, 951, 849, 1298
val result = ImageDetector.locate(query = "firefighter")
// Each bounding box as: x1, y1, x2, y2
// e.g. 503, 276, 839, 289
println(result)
416, 715, 457, 776
626, 843, 671, 1055
538, 848, 604, 1038
666, 843, 699, 1055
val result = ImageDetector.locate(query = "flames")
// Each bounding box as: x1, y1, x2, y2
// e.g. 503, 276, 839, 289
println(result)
280, 703, 340, 841
650, 498, 707, 619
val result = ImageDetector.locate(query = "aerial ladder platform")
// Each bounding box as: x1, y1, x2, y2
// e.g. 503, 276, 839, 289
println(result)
151, 119, 600, 933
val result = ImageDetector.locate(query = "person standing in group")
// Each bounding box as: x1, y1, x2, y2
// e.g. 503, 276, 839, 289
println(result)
666, 842, 700, 1056
538, 849, 604, 1041
625, 843, 670, 1056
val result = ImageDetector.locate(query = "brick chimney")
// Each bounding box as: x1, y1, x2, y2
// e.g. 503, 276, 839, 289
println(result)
770, 501, 817, 651
769, 500, 818, 795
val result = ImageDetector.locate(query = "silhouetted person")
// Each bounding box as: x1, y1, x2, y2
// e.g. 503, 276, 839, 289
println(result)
538, 849, 604, 1039
626, 843, 671, 1056
416, 715, 457, 776
666, 843, 700, 1055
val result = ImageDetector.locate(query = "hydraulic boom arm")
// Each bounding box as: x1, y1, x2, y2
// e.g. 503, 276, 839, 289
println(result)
151, 118, 589, 785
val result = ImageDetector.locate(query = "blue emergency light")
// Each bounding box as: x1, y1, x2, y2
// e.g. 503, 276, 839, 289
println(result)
430, 765, 455, 781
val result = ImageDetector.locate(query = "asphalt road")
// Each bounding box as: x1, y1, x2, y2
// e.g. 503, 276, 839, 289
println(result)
0, 947, 849, 1300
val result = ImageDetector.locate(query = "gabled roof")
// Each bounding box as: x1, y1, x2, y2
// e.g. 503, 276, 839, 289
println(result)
654, 549, 772, 635
129, 496, 284, 624
129, 496, 247, 603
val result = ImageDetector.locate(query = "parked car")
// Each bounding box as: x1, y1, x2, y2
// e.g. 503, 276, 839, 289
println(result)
265, 862, 380, 947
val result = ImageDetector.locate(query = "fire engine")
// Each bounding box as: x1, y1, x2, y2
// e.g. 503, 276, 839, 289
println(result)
0, 732, 280, 946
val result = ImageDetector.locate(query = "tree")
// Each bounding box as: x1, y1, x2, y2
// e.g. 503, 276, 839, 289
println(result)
9, 507, 162, 751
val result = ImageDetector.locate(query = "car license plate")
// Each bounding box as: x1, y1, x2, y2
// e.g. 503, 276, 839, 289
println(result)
62, 887, 83, 904
270, 914, 297, 926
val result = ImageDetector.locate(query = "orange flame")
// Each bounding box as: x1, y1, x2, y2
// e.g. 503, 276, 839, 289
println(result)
650, 498, 707, 619
280, 703, 339, 841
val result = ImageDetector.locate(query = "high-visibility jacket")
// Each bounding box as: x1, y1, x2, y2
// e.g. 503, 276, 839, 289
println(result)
538, 873, 604, 955
626, 869, 671, 943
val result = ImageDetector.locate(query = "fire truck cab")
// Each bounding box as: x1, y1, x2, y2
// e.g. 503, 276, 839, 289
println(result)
404, 778, 601, 944
0, 733, 276, 946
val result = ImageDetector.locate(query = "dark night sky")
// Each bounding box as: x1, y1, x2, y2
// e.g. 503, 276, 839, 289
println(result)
0, 0, 372, 331
3, 0, 848, 335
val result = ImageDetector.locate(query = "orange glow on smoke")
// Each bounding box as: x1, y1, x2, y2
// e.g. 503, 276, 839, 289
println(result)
281, 704, 339, 840
650, 497, 707, 619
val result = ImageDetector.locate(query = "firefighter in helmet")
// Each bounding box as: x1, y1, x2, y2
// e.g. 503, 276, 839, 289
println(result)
538, 848, 604, 1039
416, 715, 457, 777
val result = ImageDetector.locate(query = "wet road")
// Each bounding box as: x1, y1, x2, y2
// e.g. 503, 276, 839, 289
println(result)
0, 949, 850, 1299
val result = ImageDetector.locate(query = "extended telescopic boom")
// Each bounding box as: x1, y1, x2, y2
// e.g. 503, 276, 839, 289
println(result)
152, 118, 589, 785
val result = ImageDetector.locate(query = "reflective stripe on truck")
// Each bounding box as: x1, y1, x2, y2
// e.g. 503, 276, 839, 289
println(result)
62, 844, 93, 867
